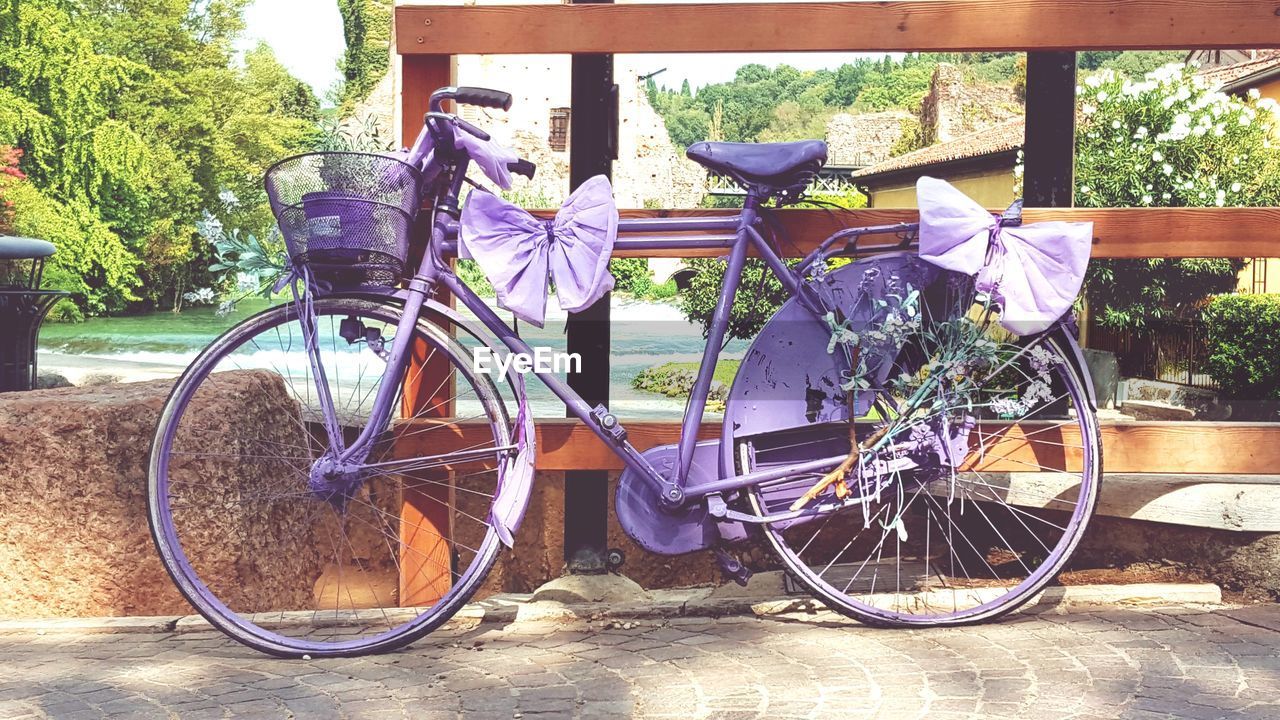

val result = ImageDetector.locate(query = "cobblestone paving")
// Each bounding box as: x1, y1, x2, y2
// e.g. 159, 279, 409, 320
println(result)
3, 606, 1280, 719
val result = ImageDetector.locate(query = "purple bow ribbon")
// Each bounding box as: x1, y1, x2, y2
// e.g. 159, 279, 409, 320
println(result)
455, 131, 518, 190
460, 175, 618, 327
917, 176, 1093, 336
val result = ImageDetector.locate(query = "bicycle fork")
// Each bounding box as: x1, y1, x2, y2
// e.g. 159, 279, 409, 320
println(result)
300, 275, 434, 505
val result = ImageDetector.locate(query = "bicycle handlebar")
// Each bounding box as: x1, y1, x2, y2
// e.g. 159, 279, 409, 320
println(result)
429, 86, 513, 113
414, 86, 535, 183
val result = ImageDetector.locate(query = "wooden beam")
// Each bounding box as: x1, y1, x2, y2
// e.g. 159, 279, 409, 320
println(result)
930, 473, 1280, 532
396, 1, 1280, 55
395, 419, 1280, 475
580, 207, 1280, 259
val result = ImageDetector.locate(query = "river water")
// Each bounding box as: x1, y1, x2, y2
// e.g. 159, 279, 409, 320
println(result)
38, 297, 747, 420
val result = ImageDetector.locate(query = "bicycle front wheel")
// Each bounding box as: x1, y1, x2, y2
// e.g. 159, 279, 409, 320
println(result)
745, 327, 1101, 627
148, 297, 512, 656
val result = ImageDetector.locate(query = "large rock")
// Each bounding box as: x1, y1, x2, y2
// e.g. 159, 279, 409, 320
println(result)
0, 372, 321, 618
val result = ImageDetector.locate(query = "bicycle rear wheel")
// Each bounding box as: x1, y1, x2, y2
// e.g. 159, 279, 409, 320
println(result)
743, 319, 1101, 627
148, 297, 513, 656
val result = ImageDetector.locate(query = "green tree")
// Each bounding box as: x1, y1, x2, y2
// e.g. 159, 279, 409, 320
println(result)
1074, 63, 1279, 331
0, 0, 318, 315
852, 63, 936, 111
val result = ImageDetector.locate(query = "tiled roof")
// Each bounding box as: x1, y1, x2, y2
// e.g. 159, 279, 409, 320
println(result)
853, 117, 1024, 180
1197, 50, 1280, 90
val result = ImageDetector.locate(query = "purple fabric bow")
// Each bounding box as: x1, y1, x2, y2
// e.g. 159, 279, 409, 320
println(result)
917, 176, 1093, 336
460, 175, 618, 327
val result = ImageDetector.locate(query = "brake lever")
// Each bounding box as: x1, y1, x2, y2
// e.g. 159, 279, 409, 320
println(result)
424, 112, 491, 142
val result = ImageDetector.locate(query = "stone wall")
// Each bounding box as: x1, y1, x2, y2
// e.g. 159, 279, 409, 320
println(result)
9, 374, 1280, 618
918, 63, 1022, 146
351, 15, 708, 210
0, 373, 320, 618
451, 55, 706, 208
825, 110, 913, 166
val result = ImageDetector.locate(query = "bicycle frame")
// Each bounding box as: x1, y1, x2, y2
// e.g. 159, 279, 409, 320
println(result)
319, 154, 924, 513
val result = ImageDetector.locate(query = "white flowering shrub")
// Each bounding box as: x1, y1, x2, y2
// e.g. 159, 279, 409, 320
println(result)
1076, 64, 1280, 208
1075, 64, 1280, 330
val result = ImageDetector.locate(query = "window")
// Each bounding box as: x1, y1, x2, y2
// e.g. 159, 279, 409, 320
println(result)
548, 108, 570, 152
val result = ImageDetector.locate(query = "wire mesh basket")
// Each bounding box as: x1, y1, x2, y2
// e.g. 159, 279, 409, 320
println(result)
265, 152, 423, 288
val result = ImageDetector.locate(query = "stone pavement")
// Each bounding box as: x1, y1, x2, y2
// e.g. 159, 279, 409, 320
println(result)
4, 605, 1280, 719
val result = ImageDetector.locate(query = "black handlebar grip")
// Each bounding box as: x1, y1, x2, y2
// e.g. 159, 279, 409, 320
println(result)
454, 87, 513, 111
509, 159, 537, 180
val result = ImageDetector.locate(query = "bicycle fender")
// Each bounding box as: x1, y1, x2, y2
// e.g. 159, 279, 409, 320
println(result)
1043, 317, 1098, 411
329, 290, 535, 548
422, 298, 536, 548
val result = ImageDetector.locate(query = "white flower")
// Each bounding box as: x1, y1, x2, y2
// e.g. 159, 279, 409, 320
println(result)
1079, 185, 1091, 194
1248, 88, 1262, 100
1098, 91, 1110, 102
990, 397, 1024, 418
1085, 74, 1103, 88
1162, 163, 1174, 175
195, 212, 224, 243
1111, 119, 1122, 129
218, 190, 239, 207
1081, 104, 1097, 116
1152, 150, 1164, 162
1141, 194, 1153, 205
1231, 182, 1242, 193
183, 287, 217, 305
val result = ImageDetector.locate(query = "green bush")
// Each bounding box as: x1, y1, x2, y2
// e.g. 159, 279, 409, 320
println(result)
3, 179, 138, 316
609, 258, 653, 295
1202, 294, 1280, 400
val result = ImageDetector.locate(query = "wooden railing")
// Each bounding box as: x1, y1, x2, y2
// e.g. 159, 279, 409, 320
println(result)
393, 1, 1280, 591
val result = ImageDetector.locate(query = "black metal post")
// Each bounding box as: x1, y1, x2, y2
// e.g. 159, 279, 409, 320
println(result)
1022, 52, 1078, 208
1022, 51, 1079, 413
564, 0, 617, 575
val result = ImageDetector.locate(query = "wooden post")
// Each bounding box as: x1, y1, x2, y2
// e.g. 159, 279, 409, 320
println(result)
399, 52, 457, 606
564, 0, 617, 575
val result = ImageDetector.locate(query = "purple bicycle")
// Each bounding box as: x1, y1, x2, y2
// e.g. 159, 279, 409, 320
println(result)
148, 87, 1101, 657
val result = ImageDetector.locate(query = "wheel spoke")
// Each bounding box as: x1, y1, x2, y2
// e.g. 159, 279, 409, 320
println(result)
745, 301, 1099, 626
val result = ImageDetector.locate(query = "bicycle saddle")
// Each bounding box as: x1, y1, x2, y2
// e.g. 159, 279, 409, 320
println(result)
686, 140, 828, 198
